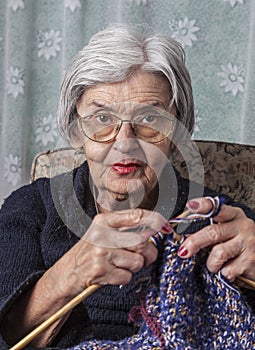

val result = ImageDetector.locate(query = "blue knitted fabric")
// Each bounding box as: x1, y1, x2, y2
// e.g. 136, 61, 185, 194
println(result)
70, 236, 255, 350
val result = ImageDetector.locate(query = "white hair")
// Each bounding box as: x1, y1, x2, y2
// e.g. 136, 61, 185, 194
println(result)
58, 24, 194, 144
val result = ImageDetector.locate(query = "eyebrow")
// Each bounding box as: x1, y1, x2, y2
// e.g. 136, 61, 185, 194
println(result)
88, 101, 115, 111
90, 100, 166, 110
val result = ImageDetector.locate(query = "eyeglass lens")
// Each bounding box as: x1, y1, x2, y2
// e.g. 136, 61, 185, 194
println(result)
79, 112, 175, 143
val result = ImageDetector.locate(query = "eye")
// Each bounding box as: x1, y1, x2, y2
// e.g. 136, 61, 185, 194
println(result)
141, 115, 158, 124
95, 114, 114, 124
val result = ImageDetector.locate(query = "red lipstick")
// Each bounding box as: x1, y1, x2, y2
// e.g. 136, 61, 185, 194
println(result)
112, 162, 141, 175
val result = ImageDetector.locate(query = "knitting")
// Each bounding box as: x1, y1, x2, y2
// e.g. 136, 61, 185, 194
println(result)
70, 234, 255, 350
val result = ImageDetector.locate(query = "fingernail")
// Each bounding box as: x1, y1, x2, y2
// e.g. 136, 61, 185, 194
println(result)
187, 200, 200, 211
161, 222, 173, 233
178, 246, 188, 257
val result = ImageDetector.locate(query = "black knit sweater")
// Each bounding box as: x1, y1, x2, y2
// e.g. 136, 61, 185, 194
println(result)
0, 161, 254, 349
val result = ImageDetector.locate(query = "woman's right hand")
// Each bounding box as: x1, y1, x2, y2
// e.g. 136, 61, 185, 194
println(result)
4, 209, 170, 347
49, 208, 171, 298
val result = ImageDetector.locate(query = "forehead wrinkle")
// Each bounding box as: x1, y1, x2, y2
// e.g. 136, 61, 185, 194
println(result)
79, 72, 173, 112
83, 89, 170, 111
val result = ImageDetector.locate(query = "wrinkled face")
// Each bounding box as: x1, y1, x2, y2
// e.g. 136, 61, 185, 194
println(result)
76, 71, 176, 211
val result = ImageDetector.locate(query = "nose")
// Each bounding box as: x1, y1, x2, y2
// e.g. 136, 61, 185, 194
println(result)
113, 121, 139, 153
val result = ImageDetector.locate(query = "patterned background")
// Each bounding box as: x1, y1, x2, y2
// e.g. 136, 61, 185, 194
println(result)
0, 0, 255, 204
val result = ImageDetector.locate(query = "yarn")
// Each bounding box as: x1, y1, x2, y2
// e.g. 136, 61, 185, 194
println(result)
70, 236, 255, 350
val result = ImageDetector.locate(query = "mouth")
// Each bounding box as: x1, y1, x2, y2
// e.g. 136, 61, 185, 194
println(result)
111, 161, 143, 175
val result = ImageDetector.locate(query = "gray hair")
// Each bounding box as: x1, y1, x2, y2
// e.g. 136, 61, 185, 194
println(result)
58, 24, 194, 145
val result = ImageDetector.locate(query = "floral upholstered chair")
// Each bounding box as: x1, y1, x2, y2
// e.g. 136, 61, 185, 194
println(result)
31, 141, 255, 210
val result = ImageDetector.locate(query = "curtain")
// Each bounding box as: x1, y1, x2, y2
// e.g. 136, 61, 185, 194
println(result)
0, 0, 255, 205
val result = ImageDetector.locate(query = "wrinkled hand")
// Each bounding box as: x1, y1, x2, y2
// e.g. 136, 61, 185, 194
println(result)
177, 197, 255, 282
51, 209, 170, 297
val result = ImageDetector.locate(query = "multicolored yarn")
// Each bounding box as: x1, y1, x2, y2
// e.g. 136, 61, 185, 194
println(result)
71, 236, 255, 350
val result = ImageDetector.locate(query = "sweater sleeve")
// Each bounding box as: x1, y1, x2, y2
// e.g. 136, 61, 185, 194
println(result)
0, 181, 47, 348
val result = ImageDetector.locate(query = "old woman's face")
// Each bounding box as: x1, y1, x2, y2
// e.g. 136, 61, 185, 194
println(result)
77, 71, 176, 212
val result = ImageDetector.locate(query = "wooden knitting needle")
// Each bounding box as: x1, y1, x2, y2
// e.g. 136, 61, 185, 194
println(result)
237, 276, 255, 289
10, 209, 255, 349
9, 284, 100, 350
10, 211, 191, 350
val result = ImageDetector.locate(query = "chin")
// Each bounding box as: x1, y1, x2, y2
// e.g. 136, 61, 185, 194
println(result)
109, 178, 148, 194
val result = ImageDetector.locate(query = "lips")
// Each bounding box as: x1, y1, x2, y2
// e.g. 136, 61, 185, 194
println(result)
112, 161, 142, 175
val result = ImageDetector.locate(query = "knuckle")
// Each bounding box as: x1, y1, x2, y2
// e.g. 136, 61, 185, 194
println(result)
93, 213, 103, 223
106, 270, 133, 286
89, 262, 105, 280
93, 245, 107, 257
148, 248, 158, 265
206, 225, 222, 242
211, 244, 228, 262
234, 207, 244, 216
129, 208, 144, 224
221, 267, 235, 281
241, 217, 255, 233
131, 255, 144, 272
223, 262, 247, 281
151, 245, 158, 259
120, 271, 133, 285
153, 211, 164, 223
245, 237, 255, 251
132, 241, 147, 253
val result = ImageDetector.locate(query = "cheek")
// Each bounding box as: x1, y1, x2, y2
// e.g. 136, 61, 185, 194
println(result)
83, 141, 109, 163
82, 141, 110, 183
142, 140, 171, 170
140, 142, 170, 188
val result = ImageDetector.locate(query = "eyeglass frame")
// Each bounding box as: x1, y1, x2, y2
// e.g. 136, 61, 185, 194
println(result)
76, 109, 176, 144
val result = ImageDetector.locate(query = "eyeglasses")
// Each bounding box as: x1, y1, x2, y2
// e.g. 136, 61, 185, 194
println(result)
77, 110, 176, 143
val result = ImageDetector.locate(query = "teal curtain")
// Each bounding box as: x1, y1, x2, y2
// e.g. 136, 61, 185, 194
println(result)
0, 0, 255, 204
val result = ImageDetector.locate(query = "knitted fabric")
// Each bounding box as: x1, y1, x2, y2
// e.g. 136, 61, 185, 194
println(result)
71, 236, 255, 350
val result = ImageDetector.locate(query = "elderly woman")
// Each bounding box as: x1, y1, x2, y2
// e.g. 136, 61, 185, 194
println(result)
1, 25, 255, 349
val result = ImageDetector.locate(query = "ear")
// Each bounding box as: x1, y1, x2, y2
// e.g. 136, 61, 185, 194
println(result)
68, 119, 85, 148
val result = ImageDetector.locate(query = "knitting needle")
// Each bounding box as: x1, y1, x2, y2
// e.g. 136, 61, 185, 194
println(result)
237, 276, 255, 289
10, 209, 255, 349
169, 209, 190, 241
10, 211, 191, 350
9, 283, 100, 350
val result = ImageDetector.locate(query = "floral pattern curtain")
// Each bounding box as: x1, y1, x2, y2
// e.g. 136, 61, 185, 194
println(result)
0, 0, 255, 204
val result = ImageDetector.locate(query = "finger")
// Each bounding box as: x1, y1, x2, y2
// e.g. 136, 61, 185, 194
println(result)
84, 226, 157, 248
206, 236, 243, 274
96, 208, 168, 233
221, 255, 255, 283
220, 258, 245, 283
126, 240, 158, 267
213, 205, 245, 223
187, 197, 216, 214
85, 210, 170, 248
111, 249, 145, 273
94, 268, 133, 286
178, 221, 239, 258
220, 243, 255, 283
81, 246, 144, 286
187, 197, 245, 223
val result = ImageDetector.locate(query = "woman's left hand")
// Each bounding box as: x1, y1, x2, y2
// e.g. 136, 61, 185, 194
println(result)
177, 197, 255, 282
